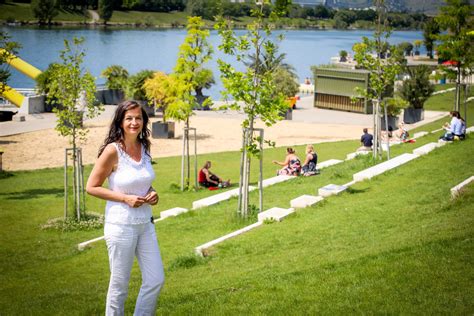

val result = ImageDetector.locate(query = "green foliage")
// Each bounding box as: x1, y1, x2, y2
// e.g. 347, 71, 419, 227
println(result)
0, 31, 21, 94
167, 16, 213, 122
100, 64, 129, 90
194, 68, 215, 98
381, 96, 408, 116
98, 0, 114, 23
423, 18, 440, 59
399, 65, 435, 109
435, 0, 474, 111
35, 62, 61, 94
186, 0, 219, 20
31, 0, 58, 24
273, 67, 299, 98
47, 37, 102, 149
397, 41, 413, 56
143, 71, 175, 121
125, 69, 154, 100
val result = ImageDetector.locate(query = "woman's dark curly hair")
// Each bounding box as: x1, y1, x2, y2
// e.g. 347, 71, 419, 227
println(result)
98, 100, 151, 157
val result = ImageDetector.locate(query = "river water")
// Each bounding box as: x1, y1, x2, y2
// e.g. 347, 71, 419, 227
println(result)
1, 26, 423, 99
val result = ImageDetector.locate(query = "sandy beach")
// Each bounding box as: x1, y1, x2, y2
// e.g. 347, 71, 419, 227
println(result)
0, 96, 446, 171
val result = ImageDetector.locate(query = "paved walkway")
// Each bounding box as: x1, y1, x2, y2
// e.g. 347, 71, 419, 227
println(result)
0, 96, 447, 137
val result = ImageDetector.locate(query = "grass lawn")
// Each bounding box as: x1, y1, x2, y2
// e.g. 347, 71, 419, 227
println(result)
1, 92, 473, 314
425, 84, 474, 112
0, 2, 88, 22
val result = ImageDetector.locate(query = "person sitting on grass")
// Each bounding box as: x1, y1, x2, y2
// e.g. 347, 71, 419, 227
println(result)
357, 128, 373, 151
198, 161, 230, 188
273, 147, 301, 176
301, 144, 318, 176
395, 122, 409, 142
440, 111, 462, 141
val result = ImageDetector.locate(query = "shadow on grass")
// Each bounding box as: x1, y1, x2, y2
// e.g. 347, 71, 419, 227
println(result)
1, 187, 64, 200
346, 187, 370, 194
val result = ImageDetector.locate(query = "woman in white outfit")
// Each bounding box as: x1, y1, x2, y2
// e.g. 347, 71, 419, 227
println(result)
86, 100, 164, 316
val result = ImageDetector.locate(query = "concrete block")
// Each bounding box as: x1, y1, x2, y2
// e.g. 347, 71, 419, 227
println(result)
451, 176, 474, 198
192, 186, 256, 209
257, 207, 295, 222
413, 131, 428, 138
78, 236, 104, 251
413, 142, 439, 156
318, 159, 343, 169
260, 175, 294, 188
353, 153, 418, 182
160, 207, 188, 219
466, 126, 474, 134
318, 184, 348, 197
12, 115, 25, 122
195, 222, 263, 256
346, 151, 370, 160
290, 195, 324, 208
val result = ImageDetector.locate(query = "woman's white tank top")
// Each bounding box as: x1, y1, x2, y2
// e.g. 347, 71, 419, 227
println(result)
105, 143, 155, 225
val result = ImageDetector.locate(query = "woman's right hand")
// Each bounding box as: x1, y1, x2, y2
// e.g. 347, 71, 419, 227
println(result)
124, 195, 147, 208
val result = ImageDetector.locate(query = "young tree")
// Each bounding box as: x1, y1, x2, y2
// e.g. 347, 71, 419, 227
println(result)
31, 0, 59, 25
168, 16, 213, 190
47, 37, 103, 220
423, 18, 440, 59
215, 1, 289, 217
0, 31, 22, 95
143, 71, 176, 122
98, 0, 114, 24
353, 0, 402, 159
100, 64, 129, 90
436, 0, 474, 111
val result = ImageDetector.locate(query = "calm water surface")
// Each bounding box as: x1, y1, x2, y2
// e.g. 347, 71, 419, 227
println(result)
1, 27, 423, 99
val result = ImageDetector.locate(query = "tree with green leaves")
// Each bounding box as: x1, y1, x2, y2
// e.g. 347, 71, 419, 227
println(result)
143, 71, 176, 122
353, 0, 402, 159
436, 0, 474, 112
168, 16, 213, 190
98, 0, 114, 24
0, 31, 21, 95
399, 65, 435, 109
101, 65, 129, 90
47, 37, 103, 220
215, 1, 289, 217
423, 18, 440, 59
31, 0, 58, 25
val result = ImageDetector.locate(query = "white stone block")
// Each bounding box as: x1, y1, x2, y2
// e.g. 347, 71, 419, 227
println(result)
353, 153, 418, 182
257, 207, 295, 222
318, 159, 343, 169
195, 222, 263, 256
192, 186, 256, 209
413, 131, 428, 138
413, 142, 438, 156
260, 175, 294, 188
160, 207, 188, 219
451, 176, 474, 198
290, 195, 324, 208
346, 151, 370, 160
318, 184, 348, 197
466, 126, 474, 134
78, 236, 104, 251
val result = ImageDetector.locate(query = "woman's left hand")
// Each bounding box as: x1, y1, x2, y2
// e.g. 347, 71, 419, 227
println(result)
145, 191, 159, 205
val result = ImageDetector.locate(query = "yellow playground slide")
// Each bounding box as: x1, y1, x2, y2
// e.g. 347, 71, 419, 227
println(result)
0, 48, 42, 107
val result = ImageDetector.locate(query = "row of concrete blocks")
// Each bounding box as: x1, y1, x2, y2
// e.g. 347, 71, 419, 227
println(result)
77, 159, 345, 250
194, 136, 460, 256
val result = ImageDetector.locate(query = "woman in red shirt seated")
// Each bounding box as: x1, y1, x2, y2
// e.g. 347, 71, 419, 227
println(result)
198, 161, 230, 188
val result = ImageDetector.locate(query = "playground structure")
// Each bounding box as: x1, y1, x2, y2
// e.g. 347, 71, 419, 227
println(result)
0, 49, 44, 114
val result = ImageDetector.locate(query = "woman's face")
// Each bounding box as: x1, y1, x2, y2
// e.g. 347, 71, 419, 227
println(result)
121, 106, 143, 138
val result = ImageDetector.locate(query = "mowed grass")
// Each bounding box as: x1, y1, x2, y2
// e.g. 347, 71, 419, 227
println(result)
1, 90, 473, 314
0, 2, 89, 22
